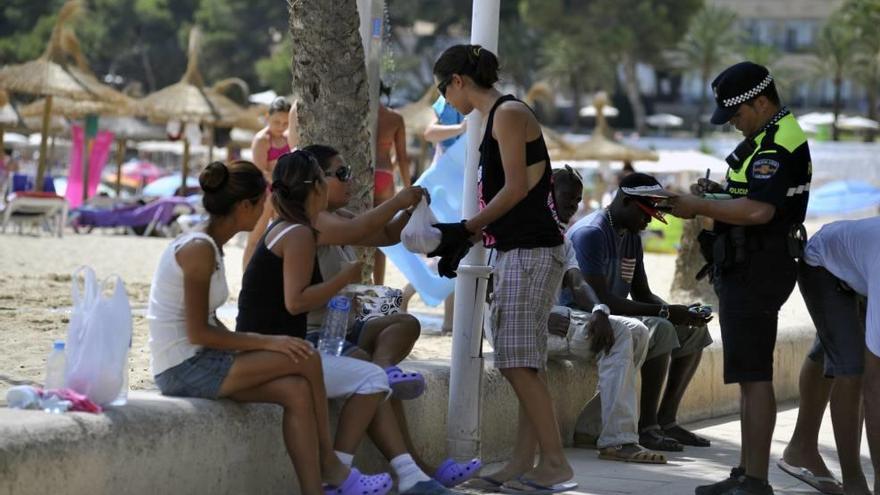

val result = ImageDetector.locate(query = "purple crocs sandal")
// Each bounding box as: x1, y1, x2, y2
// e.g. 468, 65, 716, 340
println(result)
385, 366, 426, 400
434, 458, 482, 488
324, 468, 393, 495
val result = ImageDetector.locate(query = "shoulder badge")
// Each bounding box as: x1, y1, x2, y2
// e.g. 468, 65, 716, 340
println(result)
751, 158, 780, 179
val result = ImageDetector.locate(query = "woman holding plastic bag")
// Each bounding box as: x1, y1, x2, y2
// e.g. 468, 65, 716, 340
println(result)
428, 45, 575, 493
147, 160, 390, 495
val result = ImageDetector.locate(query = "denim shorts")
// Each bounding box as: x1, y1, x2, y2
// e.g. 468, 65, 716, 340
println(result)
154, 349, 236, 399
800, 262, 867, 376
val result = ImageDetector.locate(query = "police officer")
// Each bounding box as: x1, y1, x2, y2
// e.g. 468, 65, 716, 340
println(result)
670, 62, 811, 495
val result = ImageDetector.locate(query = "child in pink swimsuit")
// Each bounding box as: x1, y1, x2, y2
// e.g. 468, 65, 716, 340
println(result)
243, 97, 299, 269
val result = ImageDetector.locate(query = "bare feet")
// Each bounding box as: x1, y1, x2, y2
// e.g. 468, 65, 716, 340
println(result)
520, 459, 574, 487
782, 445, 834, 478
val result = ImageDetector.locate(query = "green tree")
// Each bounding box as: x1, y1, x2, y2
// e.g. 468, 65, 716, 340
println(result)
520, 0, 703, 133
590, 0, 704, 134
195, 0, 288, 89
518, 0, 615, 131
842, 0, 880, 140
0, 0, 66, 64
255, 36, 293, 94
671, 5, 739, 137
815, 10, 859, 141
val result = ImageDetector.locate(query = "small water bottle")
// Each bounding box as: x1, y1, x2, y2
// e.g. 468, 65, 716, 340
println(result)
318, 296, 351, 356
44, 340, 66, 390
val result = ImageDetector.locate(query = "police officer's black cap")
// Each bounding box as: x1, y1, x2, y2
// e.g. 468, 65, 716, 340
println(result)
710, 61, 774, 125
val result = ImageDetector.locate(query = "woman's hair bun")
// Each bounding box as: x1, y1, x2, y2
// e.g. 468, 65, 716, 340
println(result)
199, 161, 230, 193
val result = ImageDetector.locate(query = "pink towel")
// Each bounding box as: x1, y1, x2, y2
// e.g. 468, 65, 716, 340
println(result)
66, 125, 115, 209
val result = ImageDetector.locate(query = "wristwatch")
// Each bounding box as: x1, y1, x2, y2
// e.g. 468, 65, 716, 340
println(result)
591, 304, 610, 315
658, 304, 670, 319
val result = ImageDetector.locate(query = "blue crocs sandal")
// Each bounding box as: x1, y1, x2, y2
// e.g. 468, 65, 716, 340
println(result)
323, 468, 393, 495
434, 458, 482, 487
385, 366, 426, 400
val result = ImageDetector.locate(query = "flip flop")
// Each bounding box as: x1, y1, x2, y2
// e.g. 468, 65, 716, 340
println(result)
777, 459, 844, 495
434, 458, 482, 487
662, 424, 711, 447
324, 468, 393, 495
500, 477, 578, 495
598, 444, 667, 464
466, 476, 504, 491
385, 366, 426, 400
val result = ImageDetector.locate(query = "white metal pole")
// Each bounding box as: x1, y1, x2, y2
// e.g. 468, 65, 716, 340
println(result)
446, 0, 500, 461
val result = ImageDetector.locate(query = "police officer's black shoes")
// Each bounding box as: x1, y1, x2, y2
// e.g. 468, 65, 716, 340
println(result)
695, 467, 744, 495
719, 475, 774, 495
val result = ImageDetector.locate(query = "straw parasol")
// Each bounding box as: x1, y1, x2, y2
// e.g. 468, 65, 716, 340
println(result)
140, 27, 248, 194
0, 1, 128, 190
15, 27, 139, 198
550, 92, 659, 163
0, 90, 26, 156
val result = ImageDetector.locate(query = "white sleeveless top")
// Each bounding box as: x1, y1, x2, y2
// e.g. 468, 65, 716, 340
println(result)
147, 232, 229, 375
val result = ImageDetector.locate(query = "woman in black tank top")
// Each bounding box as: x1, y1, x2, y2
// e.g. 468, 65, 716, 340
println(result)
430, 45, 574, 492
237, 150, 363, 336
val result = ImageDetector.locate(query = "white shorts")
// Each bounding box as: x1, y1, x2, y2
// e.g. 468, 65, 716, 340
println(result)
321, 353, 390, 399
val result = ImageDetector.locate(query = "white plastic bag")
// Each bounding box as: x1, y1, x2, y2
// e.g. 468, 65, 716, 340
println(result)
401, 198, 442, 254
65, 267, 133, 405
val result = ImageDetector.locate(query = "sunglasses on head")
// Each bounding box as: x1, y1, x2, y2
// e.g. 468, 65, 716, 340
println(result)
437, 76, 453, 97
325, 165, 352, 182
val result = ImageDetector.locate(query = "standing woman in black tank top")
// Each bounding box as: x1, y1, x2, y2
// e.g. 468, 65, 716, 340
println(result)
431, 45, 574, 492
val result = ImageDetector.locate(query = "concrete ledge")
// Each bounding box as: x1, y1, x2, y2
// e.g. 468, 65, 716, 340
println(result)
0, 328, 813, 495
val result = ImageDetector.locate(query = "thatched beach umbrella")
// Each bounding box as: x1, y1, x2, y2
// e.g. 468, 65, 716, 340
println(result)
16, 27, 138, 200
549, 93, 658, 163
140, 27, 247, 194
0, 1, 127, 190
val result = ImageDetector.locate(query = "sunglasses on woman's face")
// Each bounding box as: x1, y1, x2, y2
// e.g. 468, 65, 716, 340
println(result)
326, 165, 352, 182
437, 76, 453, 97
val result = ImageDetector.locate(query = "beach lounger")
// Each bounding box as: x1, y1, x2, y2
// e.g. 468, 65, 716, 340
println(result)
0, 192, 69, 237
72, 197, 195, 237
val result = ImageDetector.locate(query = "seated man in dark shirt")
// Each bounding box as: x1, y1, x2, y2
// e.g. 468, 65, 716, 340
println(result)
564, 172, 713, 451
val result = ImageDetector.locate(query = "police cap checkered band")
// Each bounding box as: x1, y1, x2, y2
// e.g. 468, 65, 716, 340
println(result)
710, 61, 774, 125
721, 74, 773, 108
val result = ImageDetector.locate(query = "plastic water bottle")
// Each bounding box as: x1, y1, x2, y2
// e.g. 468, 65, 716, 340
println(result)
318, 296, 351, 356
44, 340, 66, 390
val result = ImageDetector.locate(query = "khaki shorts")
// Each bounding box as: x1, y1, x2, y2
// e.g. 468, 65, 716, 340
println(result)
639, 316, 712, 361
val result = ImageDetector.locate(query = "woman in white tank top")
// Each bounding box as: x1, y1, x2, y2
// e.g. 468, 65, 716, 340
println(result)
146, 160, 391, 495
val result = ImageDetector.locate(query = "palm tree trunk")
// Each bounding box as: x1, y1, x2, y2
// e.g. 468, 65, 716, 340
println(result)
866, 73, 878, 142
569, 73, 581, 133
621, 53, 647, 135
696, 71, 709, 138
671, 217, 717, 306
832, 72, 842, 142
289, 0, 374, 277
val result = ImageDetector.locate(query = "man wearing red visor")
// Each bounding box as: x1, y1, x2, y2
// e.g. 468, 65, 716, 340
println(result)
565, 172, 713, 453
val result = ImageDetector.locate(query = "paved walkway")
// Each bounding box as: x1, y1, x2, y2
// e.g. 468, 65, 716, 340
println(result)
473, 403, 874, 495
